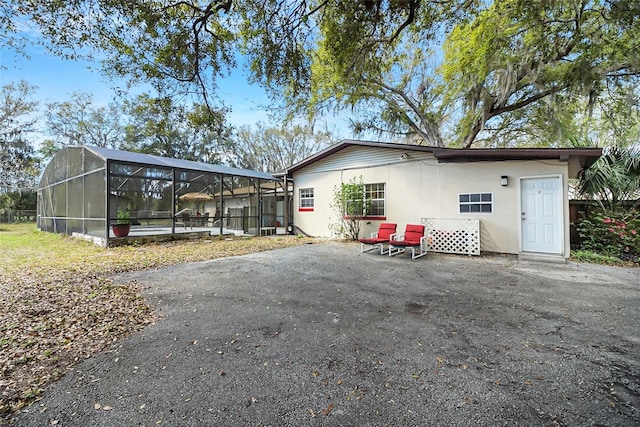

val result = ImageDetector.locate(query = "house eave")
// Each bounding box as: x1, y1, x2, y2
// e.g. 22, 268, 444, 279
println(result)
285, 141, 602, 179
432, 147, 601, 163
432, 148, 602, 178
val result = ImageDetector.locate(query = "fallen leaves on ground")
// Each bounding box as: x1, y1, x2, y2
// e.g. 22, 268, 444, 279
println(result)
0, 226, 313, 422
322, 403, 334, 416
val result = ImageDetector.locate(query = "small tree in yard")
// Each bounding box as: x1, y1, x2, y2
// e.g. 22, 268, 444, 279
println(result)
330, 177, 370, 240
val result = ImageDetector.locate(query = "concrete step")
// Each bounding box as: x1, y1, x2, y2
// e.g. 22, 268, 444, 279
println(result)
518, 252, 567, 264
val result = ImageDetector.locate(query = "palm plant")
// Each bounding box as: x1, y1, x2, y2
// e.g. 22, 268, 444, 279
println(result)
577, 145, 640, 210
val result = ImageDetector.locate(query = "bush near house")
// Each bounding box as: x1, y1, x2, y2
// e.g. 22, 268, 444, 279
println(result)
330, 176, 370, 241
572, 144, 639, 265
574, 208, 640, 264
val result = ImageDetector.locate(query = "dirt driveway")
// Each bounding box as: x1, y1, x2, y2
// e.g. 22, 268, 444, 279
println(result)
13, 242, 640, 426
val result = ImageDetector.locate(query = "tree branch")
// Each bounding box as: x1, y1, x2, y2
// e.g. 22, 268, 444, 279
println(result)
375, 79, 444, 146
462, 87, 561, 148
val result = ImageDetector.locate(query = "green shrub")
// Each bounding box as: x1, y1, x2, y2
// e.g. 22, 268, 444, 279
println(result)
574, 208, 639, 262
570, 250, 626, 266
330, 176, 370, 240
116, 208, 130, 225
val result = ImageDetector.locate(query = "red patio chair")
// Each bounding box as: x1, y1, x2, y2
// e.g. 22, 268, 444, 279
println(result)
389, 224, 427, 259
358, 223, 397, 255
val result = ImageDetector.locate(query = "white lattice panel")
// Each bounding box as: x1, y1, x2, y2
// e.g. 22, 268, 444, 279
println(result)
421, 218, 480, 256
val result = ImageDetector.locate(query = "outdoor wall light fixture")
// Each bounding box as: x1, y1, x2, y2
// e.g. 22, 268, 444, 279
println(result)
500, 175, 509, 186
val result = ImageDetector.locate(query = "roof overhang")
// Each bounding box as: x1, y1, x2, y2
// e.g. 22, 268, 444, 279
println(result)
431, 148, 602, 178
285, 140, 602, 179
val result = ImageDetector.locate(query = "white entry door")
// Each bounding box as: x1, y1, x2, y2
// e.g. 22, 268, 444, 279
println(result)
521, 176, 563, 254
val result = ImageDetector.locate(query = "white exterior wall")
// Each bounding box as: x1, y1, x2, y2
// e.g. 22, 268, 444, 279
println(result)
292, 146, 571, 256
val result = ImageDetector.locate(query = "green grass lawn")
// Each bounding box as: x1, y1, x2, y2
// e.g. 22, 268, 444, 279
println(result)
0, 223, 312, 421
1, 223, 106, 277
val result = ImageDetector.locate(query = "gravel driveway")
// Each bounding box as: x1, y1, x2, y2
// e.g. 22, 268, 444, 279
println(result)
13, 242, 640, 426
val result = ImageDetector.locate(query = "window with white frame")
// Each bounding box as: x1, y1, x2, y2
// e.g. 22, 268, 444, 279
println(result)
343, 182, 386, 217
345, 183, 385, 217
365, 183, 385, 216
299, 188, 314, 210
459, 193, 493, 213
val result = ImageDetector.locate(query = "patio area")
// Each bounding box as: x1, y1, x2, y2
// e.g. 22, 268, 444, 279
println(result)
110, 224, 287, 238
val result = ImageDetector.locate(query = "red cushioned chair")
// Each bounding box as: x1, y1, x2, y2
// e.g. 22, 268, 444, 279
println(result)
358, 223, 397, 255
389, 224, 428, 259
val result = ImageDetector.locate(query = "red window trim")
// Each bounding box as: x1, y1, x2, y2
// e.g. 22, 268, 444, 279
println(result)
299, 207, 314, 212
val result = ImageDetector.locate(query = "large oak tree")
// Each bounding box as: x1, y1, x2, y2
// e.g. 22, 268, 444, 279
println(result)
4, 1, 639, 147
230, 122, 333, 172
0, 81, 40, 195
122, 94, 233, 163
42, 92, 125, 157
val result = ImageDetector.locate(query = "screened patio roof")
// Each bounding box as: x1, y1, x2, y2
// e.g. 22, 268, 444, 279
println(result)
87, 146, 275, 180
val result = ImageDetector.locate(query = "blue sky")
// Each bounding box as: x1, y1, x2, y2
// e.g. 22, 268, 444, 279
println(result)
0, 43, 277, 132
1, 37, 360, 145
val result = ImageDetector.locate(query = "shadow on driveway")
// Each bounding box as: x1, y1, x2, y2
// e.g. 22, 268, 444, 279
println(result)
14, 242, 640, 426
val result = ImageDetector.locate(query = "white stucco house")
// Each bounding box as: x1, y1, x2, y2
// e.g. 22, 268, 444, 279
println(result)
284, 140, 602, 259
